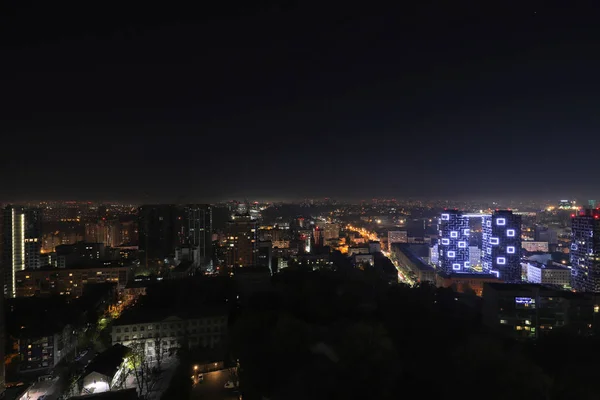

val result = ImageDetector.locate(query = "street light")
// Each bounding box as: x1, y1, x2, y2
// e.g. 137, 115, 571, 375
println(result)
194, 365, 198, 371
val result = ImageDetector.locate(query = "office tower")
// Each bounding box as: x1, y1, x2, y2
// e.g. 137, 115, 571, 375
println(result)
437, 211, 470, 273
138, 205, 180, 261
182, 205, 212, 266
2, 206, 25, 297
482, 210, 522, 282
388, 231, 408, 251
571, 209, 600, 292
225, 214, 258, 268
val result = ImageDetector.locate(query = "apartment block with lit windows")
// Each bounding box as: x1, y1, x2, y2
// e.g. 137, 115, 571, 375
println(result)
15, 265, 132, 297
482, 283, 600, 339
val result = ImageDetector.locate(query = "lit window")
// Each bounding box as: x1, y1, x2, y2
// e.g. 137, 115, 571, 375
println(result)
496, 218, 506, 226
594, 305, 599, 313
497, 257, 506, 265
458, 241, 467, 248
490, 237, 499, 245
463, 229, 470, 235
507, 246, 515, 254
525, 320, 531, 325
516, 326, 522, 331
441, 214, 450, 221
507, 229, 515, 237
500, 319, 507, 324
486, 220, 491, 227
464, 261, 470, 268
450, 231, 458, 238
447, 251, 456, 258
452, 263, 461, 271
441, 238, 450, 245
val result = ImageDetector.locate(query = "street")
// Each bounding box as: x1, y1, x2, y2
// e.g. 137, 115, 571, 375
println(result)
190, 370, 239, 400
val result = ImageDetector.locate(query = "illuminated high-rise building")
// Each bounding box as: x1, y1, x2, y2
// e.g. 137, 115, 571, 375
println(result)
570, 209, 600, 292
437, 211, 470, 274
225, 214, 258, 268
182, 205, 212, 266
481, 210, 522, 282
2, 206, 26, 298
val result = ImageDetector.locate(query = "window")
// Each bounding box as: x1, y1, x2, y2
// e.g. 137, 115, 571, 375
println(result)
124, 327, 129, 332
490, 237, 499, 245
441, 238, 450, 245
499, 320, 507, 324
496, 218, 506, 226
452, 263, 461, 271
507, 229, 515, 237
116, 328, 121, 333
450, 231, 458, 238
140, 326, 145, 331
116, 336, 121, 341
458, 241, 467, 248
507, 246, 515, 254
124, 336, 130, 340
447, 251, 456, 258
497, 257, 506, 265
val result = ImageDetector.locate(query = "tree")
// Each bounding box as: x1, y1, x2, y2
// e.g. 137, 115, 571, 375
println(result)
153, 336, 169, 371
127, 341, 155, 398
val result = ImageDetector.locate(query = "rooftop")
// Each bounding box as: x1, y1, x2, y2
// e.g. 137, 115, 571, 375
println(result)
86, 344, 130, 378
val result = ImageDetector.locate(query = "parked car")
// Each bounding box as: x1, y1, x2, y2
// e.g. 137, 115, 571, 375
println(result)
224, 381, 239, 389
197, 373, 204, 382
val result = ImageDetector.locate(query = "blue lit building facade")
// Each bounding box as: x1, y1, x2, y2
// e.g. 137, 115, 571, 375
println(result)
570, 209, 600, 292
481, 210, 522, 282
438, 211, 470, 274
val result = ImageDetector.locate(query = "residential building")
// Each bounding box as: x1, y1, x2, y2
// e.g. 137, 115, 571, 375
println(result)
522, 241, 549, 253
524, 261, 571, 288
15, 265, 132, 297
391, 243, 435, 283
225, 214, 258, 268
387, 231, 407, 251
571, 209, 600, 292
482, 210, 522, 282
438, 211, 470, 274
111, 310, 228, 354
482, 283, 599, 339
436, 272, 501, 296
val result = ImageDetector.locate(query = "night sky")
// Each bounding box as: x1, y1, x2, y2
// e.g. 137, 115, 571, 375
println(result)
3, 1, 600, 202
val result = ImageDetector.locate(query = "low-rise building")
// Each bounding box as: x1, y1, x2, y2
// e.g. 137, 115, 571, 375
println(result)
482, 283, 599, 339
391, 243, 435, 283
523, 261, 571, 288
352, 254, 374, 267
15, 264, 132, 297
111, 310, 228, 355
436, 272, 501, 296
522, 241, 549, 253
81, 344, 130, 395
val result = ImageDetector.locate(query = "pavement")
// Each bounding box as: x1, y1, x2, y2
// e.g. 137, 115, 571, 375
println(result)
190, 370, 240, 400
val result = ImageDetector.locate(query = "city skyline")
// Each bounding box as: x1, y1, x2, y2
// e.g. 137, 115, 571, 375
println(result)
3, 2, 600, 201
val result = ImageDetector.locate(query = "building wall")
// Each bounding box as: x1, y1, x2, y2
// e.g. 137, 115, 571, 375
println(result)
112, 315, 228, 355
482, 211, 522, 282
571, 211, 600, 292
15, 266, 131, 297
438, 211, 470, 274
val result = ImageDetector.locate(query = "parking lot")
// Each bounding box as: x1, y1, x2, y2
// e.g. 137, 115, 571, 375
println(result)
190, 370, 240, 400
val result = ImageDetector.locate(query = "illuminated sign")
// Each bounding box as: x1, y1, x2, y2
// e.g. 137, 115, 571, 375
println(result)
515, 297, 534, 305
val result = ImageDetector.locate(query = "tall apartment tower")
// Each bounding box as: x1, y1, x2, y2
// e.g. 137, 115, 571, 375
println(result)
183, 205, 212, 266
571, 209, 600, 292
482, 210, 522, 282
225, 214, 258, 268
3, 206, 26, 298
437, 210, 470, 273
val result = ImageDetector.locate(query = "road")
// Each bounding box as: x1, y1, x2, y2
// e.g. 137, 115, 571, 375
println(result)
190, 370, 240, 400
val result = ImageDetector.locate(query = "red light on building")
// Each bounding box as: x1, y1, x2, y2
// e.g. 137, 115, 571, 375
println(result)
571, 214, 575, 218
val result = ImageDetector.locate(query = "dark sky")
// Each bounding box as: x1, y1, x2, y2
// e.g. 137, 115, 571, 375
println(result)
3, 1, 600, 202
